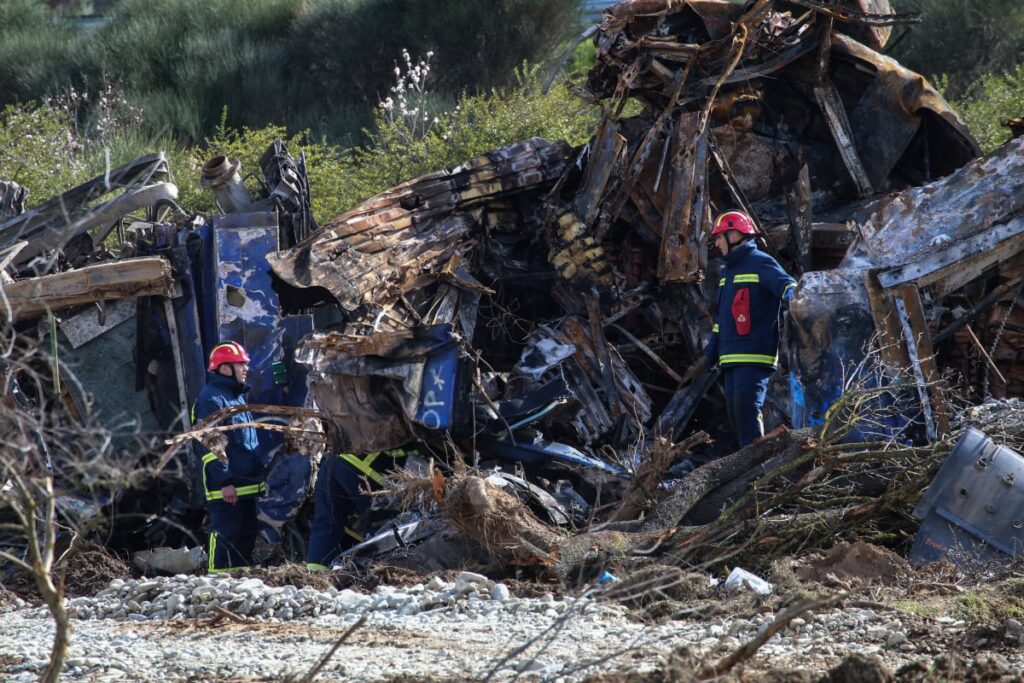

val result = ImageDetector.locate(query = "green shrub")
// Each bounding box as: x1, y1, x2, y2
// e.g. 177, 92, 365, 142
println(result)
332, 62, 598, 215
1, 0, 586, 145
890, 0, 1024, 99
951, 65, 1024, 153
0, 0, 83, 107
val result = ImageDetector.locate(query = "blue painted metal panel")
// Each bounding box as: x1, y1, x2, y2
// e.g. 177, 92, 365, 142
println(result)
195, 221, 219, 358
415, 342, 459, 430
209, 212, 312, 408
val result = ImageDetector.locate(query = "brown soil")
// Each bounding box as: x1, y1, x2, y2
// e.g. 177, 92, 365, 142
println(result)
62, 545, 134, 597
825, 654, 894, 683
796, 542, 910, 587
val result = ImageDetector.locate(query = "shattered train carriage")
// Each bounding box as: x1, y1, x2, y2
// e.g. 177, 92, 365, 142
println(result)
268, 0, 1018, 490
5, 0, 1024, 569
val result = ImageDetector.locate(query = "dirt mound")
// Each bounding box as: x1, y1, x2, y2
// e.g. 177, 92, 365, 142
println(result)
826, 654, 894, 683
796, 542, 909, 587
895, 653, 1021, 682
361, 564, 425, 590
62, 545, 133, 597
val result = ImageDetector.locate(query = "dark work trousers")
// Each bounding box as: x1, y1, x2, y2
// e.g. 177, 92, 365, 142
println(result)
306, 455, 374, 569
207, 497, 258, 573
723, 365, 774, 448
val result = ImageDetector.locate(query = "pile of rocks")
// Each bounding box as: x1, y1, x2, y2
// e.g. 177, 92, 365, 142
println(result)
48, 571, 591, 623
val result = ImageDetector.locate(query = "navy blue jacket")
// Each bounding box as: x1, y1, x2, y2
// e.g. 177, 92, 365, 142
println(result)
193, 372, 267, 500
706, 240, 796, 368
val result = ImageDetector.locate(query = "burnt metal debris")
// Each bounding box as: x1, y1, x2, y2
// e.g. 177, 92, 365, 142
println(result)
4, 0, 1024, 576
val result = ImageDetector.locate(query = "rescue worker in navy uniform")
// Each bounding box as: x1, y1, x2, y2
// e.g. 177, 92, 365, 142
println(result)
705, 211, 796, 448
193, 341, 267, 573
306, 448, 409, 571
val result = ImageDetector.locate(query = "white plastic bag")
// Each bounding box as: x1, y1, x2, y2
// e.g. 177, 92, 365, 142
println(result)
723, 567, 773, 595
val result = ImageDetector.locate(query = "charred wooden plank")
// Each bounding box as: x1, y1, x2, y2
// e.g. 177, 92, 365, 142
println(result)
1, 257, 174, 321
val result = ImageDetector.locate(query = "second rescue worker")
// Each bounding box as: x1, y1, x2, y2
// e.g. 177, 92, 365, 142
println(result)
705, 211, 796, 448
193, 341, 268, 573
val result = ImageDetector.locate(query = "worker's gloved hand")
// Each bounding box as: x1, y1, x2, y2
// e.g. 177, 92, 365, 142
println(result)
221, 485, 239, 505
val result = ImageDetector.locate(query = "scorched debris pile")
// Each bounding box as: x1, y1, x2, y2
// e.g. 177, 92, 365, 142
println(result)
4, 0, 1024, 579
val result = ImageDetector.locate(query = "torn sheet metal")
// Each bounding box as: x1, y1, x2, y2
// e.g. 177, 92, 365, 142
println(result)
0, 154, 178, 270
267, 138, 572, 314
477, 435, 628, 478
842, 135, 1024, 272
786, 269, 874, 428
59, 299, 137, 349
516, 336, 578, 381
911, 428, 1024, 568
299, 324, 462, 452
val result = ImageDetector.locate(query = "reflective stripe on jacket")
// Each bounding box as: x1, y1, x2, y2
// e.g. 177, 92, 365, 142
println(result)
338, 449, 409, 486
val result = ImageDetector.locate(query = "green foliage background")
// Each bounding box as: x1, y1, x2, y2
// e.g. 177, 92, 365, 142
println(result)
2, 0, 1023, 225
1, 65, 597, 223
0, 0, 584, 145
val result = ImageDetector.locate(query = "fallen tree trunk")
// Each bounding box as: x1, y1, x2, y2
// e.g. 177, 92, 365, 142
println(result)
643, 427, 815, 531
610, 430, 710, 523
686, 430, 815, 524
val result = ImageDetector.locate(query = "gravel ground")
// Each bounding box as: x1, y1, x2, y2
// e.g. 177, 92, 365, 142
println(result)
1, 573, 1023, 681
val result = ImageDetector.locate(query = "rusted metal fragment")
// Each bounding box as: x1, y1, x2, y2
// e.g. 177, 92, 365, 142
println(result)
658, 113, 709, 283
932, 279, 1023, 348
786, 0, 908, 50
298, 324, 459, 452
786, 164, 813, 275
893, 284, 949, 438
0, 257, 174, 321
815, 78, 874, 198
862, 269, 909, 370
574, 118, 627, 225
268, 138, 571, 313
830, 33, 979, 170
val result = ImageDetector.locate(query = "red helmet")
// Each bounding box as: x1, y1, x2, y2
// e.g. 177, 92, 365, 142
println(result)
208, 341, 250, 371
711, 211, 757, 236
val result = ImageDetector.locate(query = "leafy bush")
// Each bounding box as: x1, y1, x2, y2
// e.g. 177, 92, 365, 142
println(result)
1, 0, 586, 145
951, 65, 1024, 153
890, 0, 1024, 99
0, 0, 83, 108
0, 103, 84, 203
4, 47, 597, 230
332, 60, 598, 215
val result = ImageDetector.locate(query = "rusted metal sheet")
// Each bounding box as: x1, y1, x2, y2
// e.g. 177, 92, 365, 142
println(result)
657, 113, 708, 283
267, 138, 571, 315
815, 78, 875, 198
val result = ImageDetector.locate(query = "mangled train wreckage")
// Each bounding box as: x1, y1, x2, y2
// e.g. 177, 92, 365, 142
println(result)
3, 0, 1024, 574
